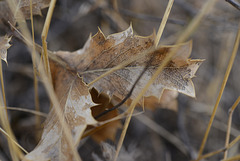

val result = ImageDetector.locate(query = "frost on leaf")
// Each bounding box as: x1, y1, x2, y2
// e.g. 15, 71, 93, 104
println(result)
0, 35, 11, 64
54, 26, 203, 101
0, 0, 50, 25
24, 62, 97, 161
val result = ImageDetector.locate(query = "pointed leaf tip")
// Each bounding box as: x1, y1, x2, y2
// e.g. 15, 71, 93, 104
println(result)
53, 26, 203, 104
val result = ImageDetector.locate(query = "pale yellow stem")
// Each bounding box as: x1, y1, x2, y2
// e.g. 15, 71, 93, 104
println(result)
197, 25, 240, 160
223, 96, 240, 159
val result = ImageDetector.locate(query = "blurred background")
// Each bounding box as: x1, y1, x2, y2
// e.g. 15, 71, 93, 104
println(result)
0, 0, 239, 160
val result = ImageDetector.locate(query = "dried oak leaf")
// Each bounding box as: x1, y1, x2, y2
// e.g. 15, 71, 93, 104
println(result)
0, 0, 50, 25
89, 88, 122, 143
24, 62, 97, 161
54, 26, 203, 101
0, 35, 11, 64
144, 90, 178, 111
16, 0, 50, 19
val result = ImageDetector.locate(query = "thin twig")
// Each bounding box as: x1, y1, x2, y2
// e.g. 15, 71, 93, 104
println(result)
0, 127, 28, 154
8, 1, 82, 160
41, 0, 56, 79
197, 24, 240, 160
222, 154, 240, 161
226, 0, 240, 10
8, 21, 69, 70
154, 0, 174, 47
2, 0, 29, 160
29, 0, 41, 141
227, 135, 240, 150
0, 61, 6, 108
223, 96, 240, 159
95, 61, 150, 119
114, 1, 175, 160
0, 106, 47, 117
197, 147, 226, 160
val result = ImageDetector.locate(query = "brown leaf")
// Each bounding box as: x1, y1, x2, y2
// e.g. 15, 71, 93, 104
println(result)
16, 0, 50, 19
24, 62, 97, 161
0, 35, 11, 64
0, 0, 50, 26
89, 88, 122, 142
54, 26, 203, 101
144, 90, 178, 111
